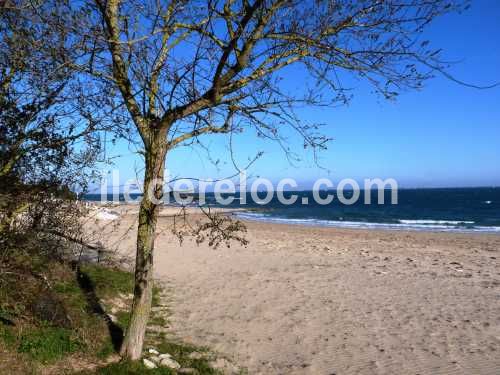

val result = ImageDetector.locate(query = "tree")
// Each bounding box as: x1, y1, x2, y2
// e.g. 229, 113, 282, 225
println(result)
0, 1, 109, 240
70, 0, 469, 359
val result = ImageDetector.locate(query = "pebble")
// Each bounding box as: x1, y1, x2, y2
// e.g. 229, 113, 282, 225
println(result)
149, 355, 160, 363
143, 358, 157, 369
160, 357, 181, 369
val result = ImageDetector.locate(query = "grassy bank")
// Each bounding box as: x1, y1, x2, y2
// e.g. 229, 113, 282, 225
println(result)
0, 251, 235, 374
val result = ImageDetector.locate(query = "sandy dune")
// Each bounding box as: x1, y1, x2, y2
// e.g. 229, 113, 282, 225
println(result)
87, 206, 500, 374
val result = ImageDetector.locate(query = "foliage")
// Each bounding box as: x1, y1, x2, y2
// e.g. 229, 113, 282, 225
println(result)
0, 0, 102, 186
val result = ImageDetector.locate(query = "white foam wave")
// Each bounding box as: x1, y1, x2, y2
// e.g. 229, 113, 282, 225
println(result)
398, 219, 474, 225
236, 213, 500, 233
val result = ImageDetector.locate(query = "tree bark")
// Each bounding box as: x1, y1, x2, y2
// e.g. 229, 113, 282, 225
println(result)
120, 127, 168, 360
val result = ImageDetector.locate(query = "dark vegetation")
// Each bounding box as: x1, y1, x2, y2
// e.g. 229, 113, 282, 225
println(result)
0, 243, 118, 373
0, 237, 223, 374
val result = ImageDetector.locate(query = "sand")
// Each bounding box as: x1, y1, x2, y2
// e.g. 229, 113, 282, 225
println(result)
86, 205, 500, 374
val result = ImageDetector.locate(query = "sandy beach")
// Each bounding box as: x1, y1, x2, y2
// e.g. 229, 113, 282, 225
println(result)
86, 205, 500, 374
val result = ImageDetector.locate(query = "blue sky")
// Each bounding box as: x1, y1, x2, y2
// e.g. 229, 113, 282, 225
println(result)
102, 0, 500, 191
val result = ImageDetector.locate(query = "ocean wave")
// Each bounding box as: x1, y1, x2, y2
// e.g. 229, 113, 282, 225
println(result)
235, 212, 500, 233
398, 219, 475, 225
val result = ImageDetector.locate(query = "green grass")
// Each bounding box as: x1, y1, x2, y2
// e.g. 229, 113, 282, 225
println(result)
1, 254, 236, 374
18, 326, 84, 364
54, 280, 83, 295
96, 339, 116, 360
85, 360, 175, 374
80, 264, 135, 298
116, 310, 131, 330
80, 340, 222, 375
53, 280, 88, 314
0, 259, 125, 371
52, 277, 116, 360
0, 325, 17, 347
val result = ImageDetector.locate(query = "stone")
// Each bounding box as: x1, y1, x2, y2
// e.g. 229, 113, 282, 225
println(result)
159, 357, 181, 369
148, 348, 160, 355
159, 353, 172, 359
143, 358, 157, 369
149, 355, 161, 363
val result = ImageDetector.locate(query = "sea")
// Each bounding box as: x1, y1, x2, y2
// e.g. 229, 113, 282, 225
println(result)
84, 187, 500, 233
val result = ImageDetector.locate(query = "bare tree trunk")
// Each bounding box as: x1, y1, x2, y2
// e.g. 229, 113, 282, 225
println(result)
120, 127, 168, 360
